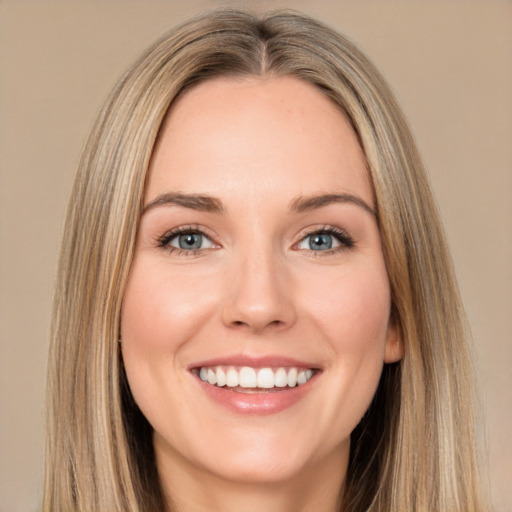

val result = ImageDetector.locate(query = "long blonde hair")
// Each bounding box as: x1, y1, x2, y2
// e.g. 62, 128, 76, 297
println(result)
44, 9, 486, 511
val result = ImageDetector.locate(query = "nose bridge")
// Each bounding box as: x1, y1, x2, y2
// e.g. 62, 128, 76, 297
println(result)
222, 237, 295, 333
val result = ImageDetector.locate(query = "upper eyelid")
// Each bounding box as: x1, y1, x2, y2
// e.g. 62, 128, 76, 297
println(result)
292, 225, 356, 250
160, 224, 216, 238
157, 225, 219, 247
155, 224, 355, 250
295, 224, 353, 240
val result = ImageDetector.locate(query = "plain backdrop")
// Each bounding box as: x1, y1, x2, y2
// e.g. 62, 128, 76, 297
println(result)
0, 1, 511, 511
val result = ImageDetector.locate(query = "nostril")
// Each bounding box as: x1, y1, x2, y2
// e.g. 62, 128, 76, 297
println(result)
229, 318, 285, 331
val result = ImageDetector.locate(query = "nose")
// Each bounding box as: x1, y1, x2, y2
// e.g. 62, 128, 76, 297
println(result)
221, 248, 297, 334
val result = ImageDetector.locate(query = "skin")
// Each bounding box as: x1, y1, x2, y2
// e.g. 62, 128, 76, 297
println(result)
121, 76, 403, 512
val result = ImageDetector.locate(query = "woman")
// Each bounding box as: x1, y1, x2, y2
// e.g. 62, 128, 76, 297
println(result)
44, 9, 487, 512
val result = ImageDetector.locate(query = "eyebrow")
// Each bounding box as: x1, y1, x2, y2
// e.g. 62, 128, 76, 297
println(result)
290, 193, 376, 216
143, 192, 225, 214
143, 191, 376, 217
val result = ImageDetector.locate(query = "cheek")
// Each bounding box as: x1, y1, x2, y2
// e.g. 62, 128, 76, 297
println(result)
302, 263, 391, 419
120, 257, 221, 434
121, 258, 216, 351
119, 259, 210, 402
306, 262, 392, 352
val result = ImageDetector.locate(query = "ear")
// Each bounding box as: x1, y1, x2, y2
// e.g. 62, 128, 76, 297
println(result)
384, 316, 404, 363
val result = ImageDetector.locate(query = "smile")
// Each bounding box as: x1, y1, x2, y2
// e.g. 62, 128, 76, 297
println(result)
196, 365, 315, 390
189, 356, 321, 414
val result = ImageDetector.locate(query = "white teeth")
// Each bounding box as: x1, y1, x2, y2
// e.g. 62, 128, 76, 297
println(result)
207, 368, 217, 385
226, 367, 239, 387
274, 367, 288, 387
239, 367, 257, 388
287, 367, 298, 387
256, 368, 275, 388
216, 367, 226, 387
197, 365, 315, 389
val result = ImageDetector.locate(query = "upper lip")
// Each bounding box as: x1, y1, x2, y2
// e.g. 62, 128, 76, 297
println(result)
188, 354, 321, 370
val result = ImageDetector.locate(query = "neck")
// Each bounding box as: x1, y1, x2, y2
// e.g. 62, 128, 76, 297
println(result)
157, 443, 348, 512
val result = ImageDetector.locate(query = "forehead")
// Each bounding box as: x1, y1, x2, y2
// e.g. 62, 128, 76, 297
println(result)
146, 75, 372, 207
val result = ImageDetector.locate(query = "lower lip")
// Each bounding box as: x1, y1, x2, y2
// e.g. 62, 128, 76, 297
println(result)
193, 374, 318, 415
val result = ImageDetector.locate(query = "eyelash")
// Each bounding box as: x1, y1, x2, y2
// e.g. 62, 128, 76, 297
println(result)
296, 225, 356, 255
156, 225, 217, 256
156, 225, 356, 255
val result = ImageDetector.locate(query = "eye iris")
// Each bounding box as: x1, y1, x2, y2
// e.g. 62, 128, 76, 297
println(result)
179, 233, 202, 249
309, 233, 332, 250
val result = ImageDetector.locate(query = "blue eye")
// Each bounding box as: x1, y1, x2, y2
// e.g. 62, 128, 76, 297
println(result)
159, 229, 216, 252
308, 233, 334, 251
296, 228, 354, 252
172, 233, 205, 250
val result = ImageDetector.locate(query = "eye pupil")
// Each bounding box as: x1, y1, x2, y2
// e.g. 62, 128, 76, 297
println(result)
309, 233, 332, 250
179, 233, 202, 249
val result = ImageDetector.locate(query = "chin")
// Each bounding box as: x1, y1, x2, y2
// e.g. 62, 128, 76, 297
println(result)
207, 453, 309, 485
162, 426, 349, 488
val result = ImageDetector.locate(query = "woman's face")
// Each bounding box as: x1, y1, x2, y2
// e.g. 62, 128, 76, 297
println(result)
121, 76, 402, 488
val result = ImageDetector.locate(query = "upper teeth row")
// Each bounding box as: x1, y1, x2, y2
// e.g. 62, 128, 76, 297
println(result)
198, 366, 314, 389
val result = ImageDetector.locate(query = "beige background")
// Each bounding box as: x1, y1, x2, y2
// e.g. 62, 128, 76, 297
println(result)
0, 1, 511, 511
